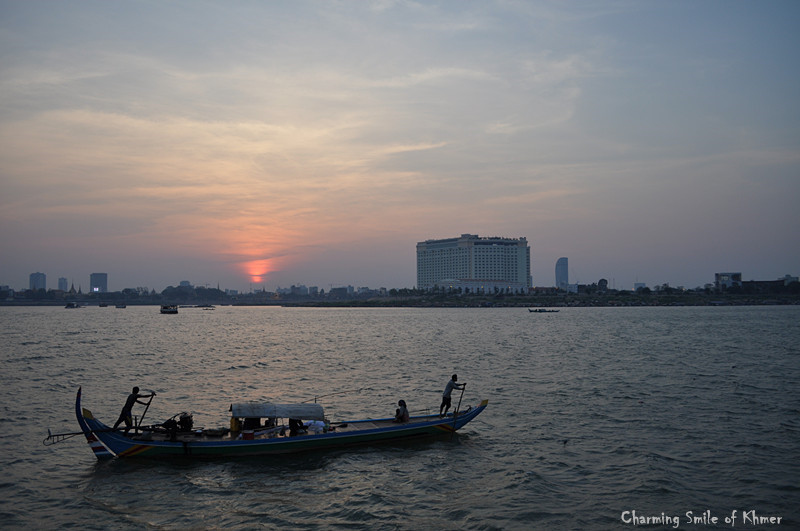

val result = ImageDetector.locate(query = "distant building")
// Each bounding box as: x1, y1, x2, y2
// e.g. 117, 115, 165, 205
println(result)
555, 257, 568, 290
741, 275, 800, 294
566, 284, 579, 294
531, 286, 558, 295
179, 280, 192, 288
416, 234, 531, 292
90, 273, 108, 293
634, 282, 647, 292
291, 285, 309, 296
715, 272, 742, 291
1, 285, 14, 301
741, 279, 785, 294
328, 287, 350, 298
58, 277, 68, 291
29, 272, 46, 291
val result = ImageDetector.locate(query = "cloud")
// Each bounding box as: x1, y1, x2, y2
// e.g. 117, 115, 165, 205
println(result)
2, 1, 798, 290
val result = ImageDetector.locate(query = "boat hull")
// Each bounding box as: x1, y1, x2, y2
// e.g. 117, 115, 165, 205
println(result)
75, 388, 488, 459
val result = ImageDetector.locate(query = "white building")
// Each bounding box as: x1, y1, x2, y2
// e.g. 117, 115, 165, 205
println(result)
416, 234, 531, 292
715, 272, 742, 290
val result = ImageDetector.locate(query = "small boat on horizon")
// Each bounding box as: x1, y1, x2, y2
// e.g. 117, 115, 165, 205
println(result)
47, 387, 488, 459
160, 304, 178, 314
528, 308, 559, 313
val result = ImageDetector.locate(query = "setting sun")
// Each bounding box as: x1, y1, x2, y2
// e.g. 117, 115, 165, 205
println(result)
243, 259, 275, 284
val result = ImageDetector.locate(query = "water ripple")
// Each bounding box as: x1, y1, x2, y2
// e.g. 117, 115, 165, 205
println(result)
0, 306, 798, 529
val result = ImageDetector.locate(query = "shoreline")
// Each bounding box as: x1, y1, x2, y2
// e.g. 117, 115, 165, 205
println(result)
3, 292, 799, 308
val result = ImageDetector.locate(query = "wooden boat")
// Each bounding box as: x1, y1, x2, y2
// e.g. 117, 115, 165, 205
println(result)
528, 308, 559, 313
67, 388, 488, 459
160, 304, 178, 314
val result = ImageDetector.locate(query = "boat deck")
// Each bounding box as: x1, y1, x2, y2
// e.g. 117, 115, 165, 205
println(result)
127, 415, 450, 443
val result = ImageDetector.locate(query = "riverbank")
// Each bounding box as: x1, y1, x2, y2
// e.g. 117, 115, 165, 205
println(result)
4, 292, 799, 308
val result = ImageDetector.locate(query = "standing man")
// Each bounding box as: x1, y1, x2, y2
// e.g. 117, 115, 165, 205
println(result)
113, 386, 154, 434
439, 374, 465, 417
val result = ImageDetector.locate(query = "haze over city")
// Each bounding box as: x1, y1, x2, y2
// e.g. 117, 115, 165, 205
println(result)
1, 1, 798, 293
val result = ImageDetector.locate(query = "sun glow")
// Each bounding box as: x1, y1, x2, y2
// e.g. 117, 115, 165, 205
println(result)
243, 259, 276, 284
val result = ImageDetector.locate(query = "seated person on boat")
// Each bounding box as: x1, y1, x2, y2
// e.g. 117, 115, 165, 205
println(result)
394, 400, 410, 422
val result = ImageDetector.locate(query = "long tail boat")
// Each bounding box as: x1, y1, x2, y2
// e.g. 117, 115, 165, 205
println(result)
50, 388, 488, 458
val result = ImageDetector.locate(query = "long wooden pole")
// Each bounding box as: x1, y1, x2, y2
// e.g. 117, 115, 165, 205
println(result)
452, 383, 466, 432
455, 383, 466, 415
137, 392, 156, 431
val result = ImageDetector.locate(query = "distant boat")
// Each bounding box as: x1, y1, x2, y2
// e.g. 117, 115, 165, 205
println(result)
160, 304, 178, 314
528, 308, 559, 313
115, 304, 127, 309
64, 302, 83, 309
99, 302, 108, 308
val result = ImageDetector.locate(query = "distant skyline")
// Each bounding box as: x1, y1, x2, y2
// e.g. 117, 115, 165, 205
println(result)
2, 2, 798, 292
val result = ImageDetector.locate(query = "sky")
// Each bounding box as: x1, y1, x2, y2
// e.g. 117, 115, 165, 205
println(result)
1, 1, 798, 292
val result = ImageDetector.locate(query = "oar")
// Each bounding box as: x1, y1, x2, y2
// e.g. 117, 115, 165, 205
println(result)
451, 382, 466, 434
137, 391, 156, 428
455, 383, 466, 416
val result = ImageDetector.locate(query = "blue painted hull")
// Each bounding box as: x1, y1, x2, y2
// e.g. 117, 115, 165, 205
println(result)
75, 388, 488, 459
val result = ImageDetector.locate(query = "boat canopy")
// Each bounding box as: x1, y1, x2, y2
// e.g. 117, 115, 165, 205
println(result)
230, 402, 325, 421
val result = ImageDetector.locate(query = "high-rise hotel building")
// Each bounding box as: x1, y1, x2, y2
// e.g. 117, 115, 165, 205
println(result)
417, 234, 531, 292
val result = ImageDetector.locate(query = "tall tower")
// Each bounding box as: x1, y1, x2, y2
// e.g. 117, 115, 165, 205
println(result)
555, 257, 568, 290
90, 273, 108, 293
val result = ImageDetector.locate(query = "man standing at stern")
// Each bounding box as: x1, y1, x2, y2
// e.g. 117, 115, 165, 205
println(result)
439, 374, 465, 417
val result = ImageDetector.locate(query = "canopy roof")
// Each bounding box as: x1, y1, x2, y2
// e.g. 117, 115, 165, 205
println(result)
230, 402, 325, 421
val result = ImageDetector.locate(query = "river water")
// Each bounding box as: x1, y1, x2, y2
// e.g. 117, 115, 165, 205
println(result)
0, 305, 797, 530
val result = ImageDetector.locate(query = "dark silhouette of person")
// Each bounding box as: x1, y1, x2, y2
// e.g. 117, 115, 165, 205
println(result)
394, 400, 410, 422
288, 418, 305, 436
113, 386, 154, 434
